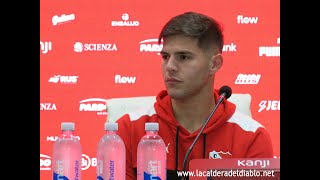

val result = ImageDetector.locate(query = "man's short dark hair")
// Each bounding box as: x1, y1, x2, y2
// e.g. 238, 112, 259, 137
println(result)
158, 11, 224, 55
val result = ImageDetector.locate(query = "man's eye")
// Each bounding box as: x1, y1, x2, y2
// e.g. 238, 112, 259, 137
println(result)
178, 55, 190, 60
162, 55, 169, 60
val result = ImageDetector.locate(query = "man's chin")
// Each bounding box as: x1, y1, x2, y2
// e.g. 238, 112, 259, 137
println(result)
167, 90, 186, 99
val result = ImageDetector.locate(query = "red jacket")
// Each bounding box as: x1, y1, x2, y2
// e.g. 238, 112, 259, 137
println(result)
117, 89, 273, 179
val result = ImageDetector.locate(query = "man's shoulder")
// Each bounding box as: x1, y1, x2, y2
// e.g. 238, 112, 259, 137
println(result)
116, 104, 157, 127
127, 104, 157, 122
226, 111, 265, 133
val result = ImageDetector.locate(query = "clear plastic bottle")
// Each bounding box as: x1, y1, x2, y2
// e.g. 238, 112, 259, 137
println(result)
52, 122, 82, 180
137, 122, 167, 180
96, 122, 126, 180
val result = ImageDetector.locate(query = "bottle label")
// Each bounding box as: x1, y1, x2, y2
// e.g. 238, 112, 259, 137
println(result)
143, 172, 162, 180
143, 160, 162, 180
96, 160, 116, 180
53, 160, 80, 180
96, 176, 104, 180
109, 160, 115, 179
53, 172, 69, 180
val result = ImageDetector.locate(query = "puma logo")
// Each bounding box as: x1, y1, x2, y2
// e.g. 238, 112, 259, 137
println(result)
166, 143, 170, 154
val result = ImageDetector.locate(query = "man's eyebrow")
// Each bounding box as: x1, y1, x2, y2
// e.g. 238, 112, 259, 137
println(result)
159, 51, 168, 55
175, 51, 193, 55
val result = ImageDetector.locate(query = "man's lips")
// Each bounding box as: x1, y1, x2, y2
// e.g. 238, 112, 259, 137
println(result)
165, 77, 182, 83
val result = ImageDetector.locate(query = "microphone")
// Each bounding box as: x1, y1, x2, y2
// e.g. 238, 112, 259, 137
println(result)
181, 85, 232, 177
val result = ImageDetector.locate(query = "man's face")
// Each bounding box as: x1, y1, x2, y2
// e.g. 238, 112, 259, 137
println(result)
160, 35, 213, 99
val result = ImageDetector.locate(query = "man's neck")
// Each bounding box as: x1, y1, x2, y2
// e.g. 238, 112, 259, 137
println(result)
171, 91, 216, 133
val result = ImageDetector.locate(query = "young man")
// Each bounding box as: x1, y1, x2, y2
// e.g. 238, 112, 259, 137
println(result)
116, 11, 273, 179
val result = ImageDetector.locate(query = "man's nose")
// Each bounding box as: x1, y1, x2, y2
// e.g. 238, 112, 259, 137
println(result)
165, 56, 178, 72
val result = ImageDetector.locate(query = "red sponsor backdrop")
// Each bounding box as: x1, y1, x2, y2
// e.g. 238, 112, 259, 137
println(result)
40, 0, 280, 179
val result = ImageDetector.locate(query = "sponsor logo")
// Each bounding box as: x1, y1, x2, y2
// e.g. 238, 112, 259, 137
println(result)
46, 136, 80, 142
81, 154, 97, 170
258, 100, 280, 112
48, 75, 79, 84
114, 74, 136, 84
166, 143, 170, 154
111, 13, 140, 26
52, 13, 75, 26
140, 38, 163, 55
259, 38, 280, 57
40, 103, 57, 111
74, 42, 117, 52
238, 159, 270, 168
79, 98, 107, 115
222, 43, 237, 52
237, 15, 258, 24
235, 74, 261, 84
40, 154, 52, 170
40, 153, 97, 171
40, 41, 52, 54
209, 150, 232, 159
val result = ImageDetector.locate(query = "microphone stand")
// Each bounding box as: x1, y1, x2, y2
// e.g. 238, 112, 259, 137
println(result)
181, 92, 227, 180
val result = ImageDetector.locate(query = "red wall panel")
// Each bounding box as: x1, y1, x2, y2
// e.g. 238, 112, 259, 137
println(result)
40, 0, 280, 179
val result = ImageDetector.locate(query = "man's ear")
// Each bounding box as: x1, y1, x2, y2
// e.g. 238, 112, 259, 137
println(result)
209, 54, 223, 75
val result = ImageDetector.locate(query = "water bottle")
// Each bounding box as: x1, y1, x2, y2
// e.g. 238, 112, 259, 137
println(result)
96, 122, 126, 180
137, 122, 167, 180
52, 122, 82, 180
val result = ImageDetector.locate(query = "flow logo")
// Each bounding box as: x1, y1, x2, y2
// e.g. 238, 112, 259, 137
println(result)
115, 74, 136, 84
237, 15, 258, 24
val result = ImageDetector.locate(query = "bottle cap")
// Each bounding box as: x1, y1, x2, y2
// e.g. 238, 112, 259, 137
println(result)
61, 122, 75, 131
145, 122, 159, 131
105, 122, 118, 131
